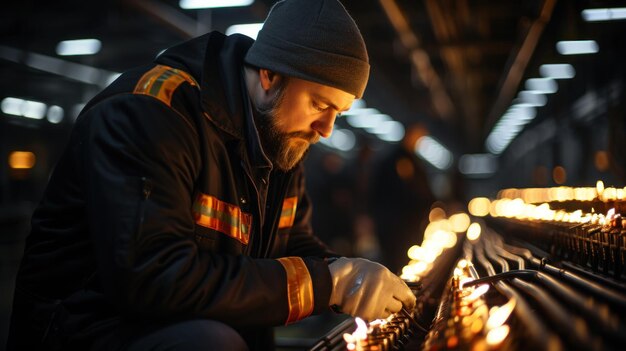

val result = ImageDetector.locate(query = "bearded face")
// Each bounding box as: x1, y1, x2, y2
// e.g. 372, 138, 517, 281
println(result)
253, 78, 319, 172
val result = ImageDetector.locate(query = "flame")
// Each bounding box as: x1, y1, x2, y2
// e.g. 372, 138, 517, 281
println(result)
466, 222, 481, 241
465, 284, 490, 302
486, 325, 510, 346
353, 317, 368, 341
607, 208, 616, 221
449, 213, 471, 233
486, 298, 516, 330
597, 180, 605, 196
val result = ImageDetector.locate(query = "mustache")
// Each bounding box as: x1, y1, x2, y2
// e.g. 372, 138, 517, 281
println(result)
287, 131, 320, 144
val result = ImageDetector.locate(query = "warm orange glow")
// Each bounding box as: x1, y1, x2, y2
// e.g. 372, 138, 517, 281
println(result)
9, 151, 36, 169
594, 151, 609, 172
428, 207, 446, 222
467, 222, 481, 241
466, 284, 490, 302
486, 298, 516, 329
486, 325, 510, 346
468, 197, 490, 217
552, 166, 567, 185
597, 180, 605, 196
450, 213, 471, 232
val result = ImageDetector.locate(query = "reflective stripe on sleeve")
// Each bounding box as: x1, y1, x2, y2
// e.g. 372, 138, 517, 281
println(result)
277, 256, 314, 324
278, 196, 298, 229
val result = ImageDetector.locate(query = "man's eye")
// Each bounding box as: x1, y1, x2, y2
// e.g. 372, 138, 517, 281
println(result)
313, 102, 329, 112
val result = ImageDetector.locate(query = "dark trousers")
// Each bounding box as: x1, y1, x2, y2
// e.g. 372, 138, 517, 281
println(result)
93, 319, 249, 351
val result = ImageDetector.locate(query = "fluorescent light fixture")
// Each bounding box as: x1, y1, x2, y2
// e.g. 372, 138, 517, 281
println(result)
373, 121, 405, 142
22, 100, 47, 119
180, 0, 254, 9
346, 110, 387, 129
330, 128, 356, 151
226, 23, 263, 40
485, 105, 537, 154
0, 45, 118, 87
515, 91, 547, 107
539, 64, 575, 79
582, 8, 626, 22
459, 154, 497, 176
525, 78, 557, 94
1, 97, 23, 116
556, 40, 599, 55
415, 136, 453, 170
1, 97, 47, 120
47, 105, 64, 124
56, 39, 102, 56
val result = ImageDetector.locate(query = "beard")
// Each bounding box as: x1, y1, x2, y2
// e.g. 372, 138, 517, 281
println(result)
253, 82, 320, 172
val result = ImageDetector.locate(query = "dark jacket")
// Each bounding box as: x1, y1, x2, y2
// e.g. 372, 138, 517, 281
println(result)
8, 32, 335, 350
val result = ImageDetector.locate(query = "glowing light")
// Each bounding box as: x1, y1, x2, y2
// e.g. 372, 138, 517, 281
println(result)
429, 207, 446, 222
449, 213, 471, 233
556, 40, 599, 55
597, 180, 605, 196
9, 151, 36, 169
466, 284, 490, 302
56, 39, 102, 56
486, 325, 510, 346
468, 197, 491, 217
486, 298, 516, 330
179, 0, 254, 9
539, 64, 576, 79
582, 8, 626, 22
467, 223, 481, 241
225, 23, 263, 39
415, 136, 453, 170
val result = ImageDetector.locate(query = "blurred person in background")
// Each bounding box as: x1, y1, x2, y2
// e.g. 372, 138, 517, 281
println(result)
369, 124, 436, 274
7, 0, 415, 350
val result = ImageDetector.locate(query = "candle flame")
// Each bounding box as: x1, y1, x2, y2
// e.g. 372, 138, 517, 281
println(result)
486, 298, 516, 329
486, 324, 510, 346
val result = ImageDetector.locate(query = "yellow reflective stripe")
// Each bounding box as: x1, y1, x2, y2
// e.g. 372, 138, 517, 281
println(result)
192, 193, 252, 245
133, 64, 198, 107
278, 196, 298, 229
277, 257, 314, 324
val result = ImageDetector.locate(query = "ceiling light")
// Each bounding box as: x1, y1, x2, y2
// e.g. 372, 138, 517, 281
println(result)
539, 64, 575, 79
1, 97, 47, 120
415, 136, 453, 170
56, 39, 102, 56
556, 40, 599, 55
582, 8, 626, 22
374, 121, 405, 142
225, 23, 263, 40
459, 154, 497, 176
515, 91, 547, 107
179, 0, 254, 9
47, 105, 65, 124
525, 78, 558, 94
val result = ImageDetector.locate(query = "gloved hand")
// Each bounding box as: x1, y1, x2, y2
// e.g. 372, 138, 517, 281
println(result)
328, 257, 416, 321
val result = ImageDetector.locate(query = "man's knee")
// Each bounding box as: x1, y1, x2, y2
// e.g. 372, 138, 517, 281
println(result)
126, 319, 248, 351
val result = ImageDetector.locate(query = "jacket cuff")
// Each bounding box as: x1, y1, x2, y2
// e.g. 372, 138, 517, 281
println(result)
303, 257, 333, 316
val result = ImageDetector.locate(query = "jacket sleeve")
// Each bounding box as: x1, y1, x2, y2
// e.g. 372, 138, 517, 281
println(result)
80, 94, 327, 327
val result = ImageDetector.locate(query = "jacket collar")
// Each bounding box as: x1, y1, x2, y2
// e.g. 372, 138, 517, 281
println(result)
156, 31, 272, 169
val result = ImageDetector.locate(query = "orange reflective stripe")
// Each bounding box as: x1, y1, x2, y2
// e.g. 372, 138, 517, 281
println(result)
133, 64, 198, 107
277, 257, 314, 324
192, 193, 252, 245
278, 196, 298, 229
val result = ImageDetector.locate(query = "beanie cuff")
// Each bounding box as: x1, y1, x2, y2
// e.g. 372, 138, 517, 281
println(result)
245, 32, 370, 98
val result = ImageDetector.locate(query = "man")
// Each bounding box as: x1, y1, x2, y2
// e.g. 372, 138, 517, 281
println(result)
7, 0, 415, 350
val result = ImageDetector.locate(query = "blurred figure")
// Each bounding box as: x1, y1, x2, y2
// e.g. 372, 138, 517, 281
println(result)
369, 124, 436, 274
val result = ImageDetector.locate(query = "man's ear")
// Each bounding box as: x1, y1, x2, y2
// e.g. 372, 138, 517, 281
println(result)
259, 69, 280, 92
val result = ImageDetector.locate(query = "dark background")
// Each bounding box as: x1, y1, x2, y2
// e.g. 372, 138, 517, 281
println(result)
2, 0, 625, 348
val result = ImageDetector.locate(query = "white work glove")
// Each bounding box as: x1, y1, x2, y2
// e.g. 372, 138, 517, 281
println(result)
328, 257, 416, 321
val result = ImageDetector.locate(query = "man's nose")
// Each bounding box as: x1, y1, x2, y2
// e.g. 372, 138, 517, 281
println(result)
311, 111, 337, 139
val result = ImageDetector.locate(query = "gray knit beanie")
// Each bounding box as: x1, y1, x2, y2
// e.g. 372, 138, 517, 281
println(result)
244, 0, 370, 98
